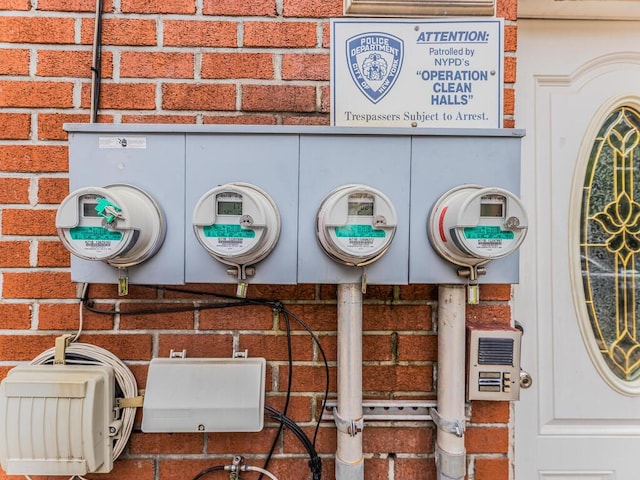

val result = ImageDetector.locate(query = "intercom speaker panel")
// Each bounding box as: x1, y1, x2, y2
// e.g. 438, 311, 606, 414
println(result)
467, 327, 522, 401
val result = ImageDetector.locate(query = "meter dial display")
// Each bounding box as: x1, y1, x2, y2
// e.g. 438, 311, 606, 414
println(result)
192, 182, 281, 269
428, 185, 528, 267
316, 184, 397, 267
56, 184, 166, 267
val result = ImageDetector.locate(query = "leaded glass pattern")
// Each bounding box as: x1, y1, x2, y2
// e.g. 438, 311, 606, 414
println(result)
581, 106, 640, 382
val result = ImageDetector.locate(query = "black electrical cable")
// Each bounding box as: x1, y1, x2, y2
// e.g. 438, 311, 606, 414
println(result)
82, 285, 330, 442
89, 0, 104, 123
258, 309, 293, 480
83, 300, 256, 316
190, 464, 225, 480
265, 408, 314, 453
282, 308, 329, 448
80, 283, 329, 479
82, 284, 283, 316
264, 406, 322, 480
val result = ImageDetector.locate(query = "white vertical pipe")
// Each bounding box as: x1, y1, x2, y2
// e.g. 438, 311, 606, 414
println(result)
436, 285, 467, 480
335, 283, 364, 480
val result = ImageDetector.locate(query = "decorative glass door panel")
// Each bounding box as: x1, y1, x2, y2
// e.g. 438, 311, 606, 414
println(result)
580, 106, 640, 392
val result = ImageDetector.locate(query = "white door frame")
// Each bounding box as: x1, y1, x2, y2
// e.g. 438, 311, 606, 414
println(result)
514, 17, 640, 480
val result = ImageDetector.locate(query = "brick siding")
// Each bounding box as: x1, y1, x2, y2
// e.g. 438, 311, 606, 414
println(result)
0, 0, 517, 478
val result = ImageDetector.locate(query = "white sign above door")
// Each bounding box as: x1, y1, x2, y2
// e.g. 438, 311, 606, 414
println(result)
331, 18, 504, 128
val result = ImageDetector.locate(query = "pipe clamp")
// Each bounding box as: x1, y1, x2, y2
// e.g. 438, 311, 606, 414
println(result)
333, 407, 364, 437
429, 407, 465, 437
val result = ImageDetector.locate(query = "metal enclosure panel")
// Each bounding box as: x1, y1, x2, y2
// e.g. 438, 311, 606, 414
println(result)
141, 357, 266, 432
185, 134, 299, 284
67, 131, 185, 285
298, 135, 411, 284
409, 134, 522, 283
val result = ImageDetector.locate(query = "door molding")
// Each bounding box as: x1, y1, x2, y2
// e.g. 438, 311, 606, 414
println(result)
519, 0, 640, 20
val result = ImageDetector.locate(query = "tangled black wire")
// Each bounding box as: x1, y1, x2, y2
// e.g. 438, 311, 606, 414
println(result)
81, 284, 328, 480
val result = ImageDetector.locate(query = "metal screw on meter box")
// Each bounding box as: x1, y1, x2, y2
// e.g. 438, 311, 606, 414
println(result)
505, 216, 520, 228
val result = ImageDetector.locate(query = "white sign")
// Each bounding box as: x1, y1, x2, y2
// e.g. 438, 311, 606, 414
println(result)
331, 18, 504, 128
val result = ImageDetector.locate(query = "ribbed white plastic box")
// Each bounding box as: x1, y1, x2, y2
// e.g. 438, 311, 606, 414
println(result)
142, 357, 266, 433
0, 364, 114, 476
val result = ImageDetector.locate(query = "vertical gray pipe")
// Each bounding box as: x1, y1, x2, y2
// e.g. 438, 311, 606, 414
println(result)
436, 285, 467, 480
335, 283, 364, 480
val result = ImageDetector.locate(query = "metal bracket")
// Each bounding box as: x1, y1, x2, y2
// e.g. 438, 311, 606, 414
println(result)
232, 336, 248, 358
53, 334, 74, 365
169, 349, 186, 358
333, 408, 364, 437
429, 408, 465, 438
456, 264, 486, 281
117, 395, 145, 408
323, 400, 436, 422
229, 455, 244, 480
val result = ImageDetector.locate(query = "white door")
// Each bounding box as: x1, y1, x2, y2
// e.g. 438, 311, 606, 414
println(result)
514, 19, 640, 479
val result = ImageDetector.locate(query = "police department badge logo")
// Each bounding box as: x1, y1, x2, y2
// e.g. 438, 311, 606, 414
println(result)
346, 32, 404, 104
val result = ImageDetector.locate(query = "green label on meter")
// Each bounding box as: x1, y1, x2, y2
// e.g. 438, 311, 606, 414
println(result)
203, 224, 256, 238
463, 226, 514, 240
334, 225, 386, 238
69, 226, 123, 241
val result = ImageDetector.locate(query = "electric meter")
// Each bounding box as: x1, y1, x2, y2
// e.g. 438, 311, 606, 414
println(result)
316, 184, 397, 266
56, 184, 166, 268
428, 185, 528, 270
192, 182, 281, 279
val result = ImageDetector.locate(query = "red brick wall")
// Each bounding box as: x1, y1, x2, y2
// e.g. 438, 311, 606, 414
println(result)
0, 0, 517, 479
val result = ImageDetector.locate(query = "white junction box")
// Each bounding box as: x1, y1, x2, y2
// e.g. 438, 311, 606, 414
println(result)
0, 364, 115, 476
142, 357, 266, 433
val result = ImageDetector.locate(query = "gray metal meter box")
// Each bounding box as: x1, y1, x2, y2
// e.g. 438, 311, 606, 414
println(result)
185, 133, 299, 284
298, 133, 411, 284
63, 124, 524, 286
65, 125, 186, 285
410, 130, 524, 284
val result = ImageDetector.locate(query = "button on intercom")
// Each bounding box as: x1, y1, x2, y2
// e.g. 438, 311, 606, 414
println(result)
192, 182, 281, 282
316, 184, 398, 267
56, 184, 166, 293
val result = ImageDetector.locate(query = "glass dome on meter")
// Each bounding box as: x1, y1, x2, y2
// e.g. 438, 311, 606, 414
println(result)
316, 184, 398, 267
55, 184, 166, 267
192, 183, 281, 270
428, 185, 528, 268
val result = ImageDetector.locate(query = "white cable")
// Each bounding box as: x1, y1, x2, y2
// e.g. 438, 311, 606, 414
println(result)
30, 343, 138, 462
71, 283, 88, 343
241, 465, 280, 480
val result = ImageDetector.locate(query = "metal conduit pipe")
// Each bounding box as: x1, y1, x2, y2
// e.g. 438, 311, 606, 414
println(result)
433, 285, 467, 480
334, 283, 365, 480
